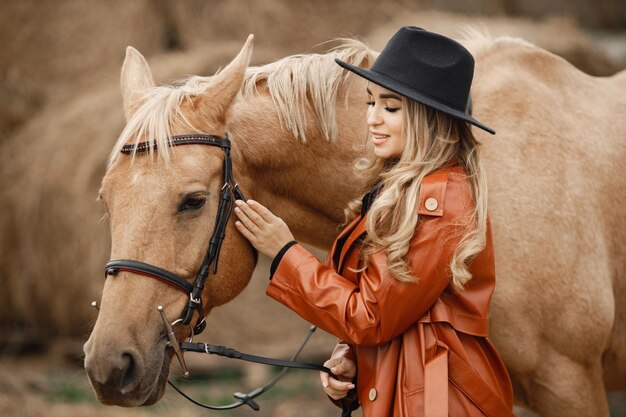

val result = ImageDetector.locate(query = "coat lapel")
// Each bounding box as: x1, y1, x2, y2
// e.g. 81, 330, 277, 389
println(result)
336, 214, 368, 273
327, 215, 361, 269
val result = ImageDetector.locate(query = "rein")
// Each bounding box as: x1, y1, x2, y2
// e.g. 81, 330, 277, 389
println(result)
97, 134, 354, 415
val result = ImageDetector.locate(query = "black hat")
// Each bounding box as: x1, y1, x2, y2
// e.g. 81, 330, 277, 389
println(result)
335, 26, 495, 134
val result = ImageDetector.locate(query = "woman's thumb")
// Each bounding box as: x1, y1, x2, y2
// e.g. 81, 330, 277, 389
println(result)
331, 362, 343, 375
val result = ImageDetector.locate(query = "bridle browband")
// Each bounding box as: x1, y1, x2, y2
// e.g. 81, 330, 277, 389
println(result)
98, 134, 354, 415
104, 134, 245, 335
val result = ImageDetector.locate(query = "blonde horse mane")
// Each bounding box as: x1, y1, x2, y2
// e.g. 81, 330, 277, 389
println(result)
242, 38, 372, 143
109, 39, 372, 167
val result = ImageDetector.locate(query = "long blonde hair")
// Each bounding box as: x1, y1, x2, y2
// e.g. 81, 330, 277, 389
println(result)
347, 97, 488, 290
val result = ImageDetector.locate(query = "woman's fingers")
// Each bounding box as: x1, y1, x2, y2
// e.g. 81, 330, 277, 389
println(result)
234, 205, 261, 234
331, 363, 343, 376
235, 200, 268, 228
328, 377, 355, 392
328, 358, 356, 379
324, 377, 355, 400
234, 219, 256, 242
321, 358, 356, 400
247, 199, 276, 223
320, 370, 330, 389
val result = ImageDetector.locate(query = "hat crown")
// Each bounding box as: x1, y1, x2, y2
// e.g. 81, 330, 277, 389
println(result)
370, 26, 474, 111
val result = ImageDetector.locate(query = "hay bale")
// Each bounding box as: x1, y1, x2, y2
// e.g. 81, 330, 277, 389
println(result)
167, 0, 401, 54
0, 0, 168, 139
0, 0, 166, 96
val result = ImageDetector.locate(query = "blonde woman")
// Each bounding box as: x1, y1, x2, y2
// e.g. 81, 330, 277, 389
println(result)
234, 26, 514, 417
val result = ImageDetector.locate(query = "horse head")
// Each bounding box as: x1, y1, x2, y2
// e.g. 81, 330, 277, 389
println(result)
83, 36, 258, 406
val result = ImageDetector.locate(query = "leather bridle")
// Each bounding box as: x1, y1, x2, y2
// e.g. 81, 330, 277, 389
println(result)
104, 134, 244, 336
98, 134, 355, 415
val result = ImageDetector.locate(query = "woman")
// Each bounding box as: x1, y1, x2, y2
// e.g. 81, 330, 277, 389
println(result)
234, 26, 514, 417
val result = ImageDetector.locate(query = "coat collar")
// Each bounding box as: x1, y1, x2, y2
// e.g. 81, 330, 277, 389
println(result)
331, 161, 461, 272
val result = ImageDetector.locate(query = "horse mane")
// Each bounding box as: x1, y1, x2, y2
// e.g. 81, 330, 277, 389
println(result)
109, 39, 373, 167
242, 38, 372, 143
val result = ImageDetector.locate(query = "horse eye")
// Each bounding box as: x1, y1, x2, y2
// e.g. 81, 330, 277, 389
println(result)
179, 196, 206, 212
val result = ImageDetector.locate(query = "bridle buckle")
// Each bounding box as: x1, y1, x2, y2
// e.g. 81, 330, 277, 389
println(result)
189, 293, 201, 304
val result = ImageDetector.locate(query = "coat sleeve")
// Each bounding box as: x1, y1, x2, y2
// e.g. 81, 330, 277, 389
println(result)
266, 179, 470, 346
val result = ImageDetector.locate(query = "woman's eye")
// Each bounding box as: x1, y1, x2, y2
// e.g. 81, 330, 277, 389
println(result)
366, 100, 375, 106
385, 107, 400, 113
179, 196, 206, 212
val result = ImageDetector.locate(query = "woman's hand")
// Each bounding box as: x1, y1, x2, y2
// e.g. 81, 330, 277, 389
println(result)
320, 357, 357, 400
234, 199, 295, 259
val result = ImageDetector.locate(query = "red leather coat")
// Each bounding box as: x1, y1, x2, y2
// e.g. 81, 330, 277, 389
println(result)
267, 163, 514, 416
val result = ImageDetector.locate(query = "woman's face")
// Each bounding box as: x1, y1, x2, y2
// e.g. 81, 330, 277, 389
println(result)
366, 83, 405, 159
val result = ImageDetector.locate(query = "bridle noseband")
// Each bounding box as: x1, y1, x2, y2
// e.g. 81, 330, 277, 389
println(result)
104, 134, 244, 336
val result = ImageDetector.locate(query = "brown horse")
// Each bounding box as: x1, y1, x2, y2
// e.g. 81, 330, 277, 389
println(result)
83, 34, 626, 416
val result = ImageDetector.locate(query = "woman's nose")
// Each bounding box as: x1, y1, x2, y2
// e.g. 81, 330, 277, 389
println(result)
367, 107, 382, 126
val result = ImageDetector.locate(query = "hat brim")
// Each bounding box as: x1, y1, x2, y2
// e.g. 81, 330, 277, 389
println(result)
335, 58, 495, 135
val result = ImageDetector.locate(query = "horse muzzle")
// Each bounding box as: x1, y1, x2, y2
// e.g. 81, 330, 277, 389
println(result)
83, 327, 170, 406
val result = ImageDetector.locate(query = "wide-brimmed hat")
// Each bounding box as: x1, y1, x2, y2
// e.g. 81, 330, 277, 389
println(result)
335, 26, 495, 134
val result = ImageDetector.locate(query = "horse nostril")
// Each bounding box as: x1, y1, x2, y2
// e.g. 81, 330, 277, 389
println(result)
119, 351, 140, 393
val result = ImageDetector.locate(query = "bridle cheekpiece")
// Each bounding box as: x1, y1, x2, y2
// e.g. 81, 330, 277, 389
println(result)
104, 134, 245, 336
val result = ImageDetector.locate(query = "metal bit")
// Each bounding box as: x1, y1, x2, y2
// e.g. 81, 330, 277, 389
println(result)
91, 301, 99, 310
158, 305, 190, 377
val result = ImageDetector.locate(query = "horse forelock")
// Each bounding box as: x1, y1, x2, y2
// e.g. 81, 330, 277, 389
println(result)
109, 76, 212, 168
108, 40, 373, 168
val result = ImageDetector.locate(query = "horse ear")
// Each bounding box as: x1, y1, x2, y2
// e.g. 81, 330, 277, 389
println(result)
120, 46, 155, 121
201, 34, 254, 119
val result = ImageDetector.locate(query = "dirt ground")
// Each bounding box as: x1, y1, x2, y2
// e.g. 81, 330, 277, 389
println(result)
2, 345, 626, 417
0, 352, 353, 417
1, 256, 624, 417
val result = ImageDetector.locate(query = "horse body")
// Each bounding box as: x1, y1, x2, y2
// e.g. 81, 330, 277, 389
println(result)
84, 35, 626, 416
468, 37, 626, 414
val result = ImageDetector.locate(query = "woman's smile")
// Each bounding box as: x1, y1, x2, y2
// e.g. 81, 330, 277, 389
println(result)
371, 131, 390, 145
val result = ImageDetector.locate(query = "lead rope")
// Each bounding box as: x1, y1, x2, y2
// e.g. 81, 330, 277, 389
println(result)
166, 325, 336, 412
158, 306, 354, 415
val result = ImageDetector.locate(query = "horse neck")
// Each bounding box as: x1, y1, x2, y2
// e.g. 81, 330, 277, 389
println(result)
228, 86, 367, 249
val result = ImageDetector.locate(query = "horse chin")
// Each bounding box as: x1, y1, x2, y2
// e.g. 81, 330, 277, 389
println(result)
140, 349, 171, 406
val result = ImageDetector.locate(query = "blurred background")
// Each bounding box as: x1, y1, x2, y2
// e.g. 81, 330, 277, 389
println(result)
0, 1, 624, 416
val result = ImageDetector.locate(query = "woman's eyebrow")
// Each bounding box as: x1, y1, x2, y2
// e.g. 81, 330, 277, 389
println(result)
380, 93, 401, 100
365, 88, 401, 100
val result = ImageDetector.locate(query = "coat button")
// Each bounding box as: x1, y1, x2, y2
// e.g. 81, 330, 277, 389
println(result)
368, 388, 377, 401
425, 197, 438, 211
